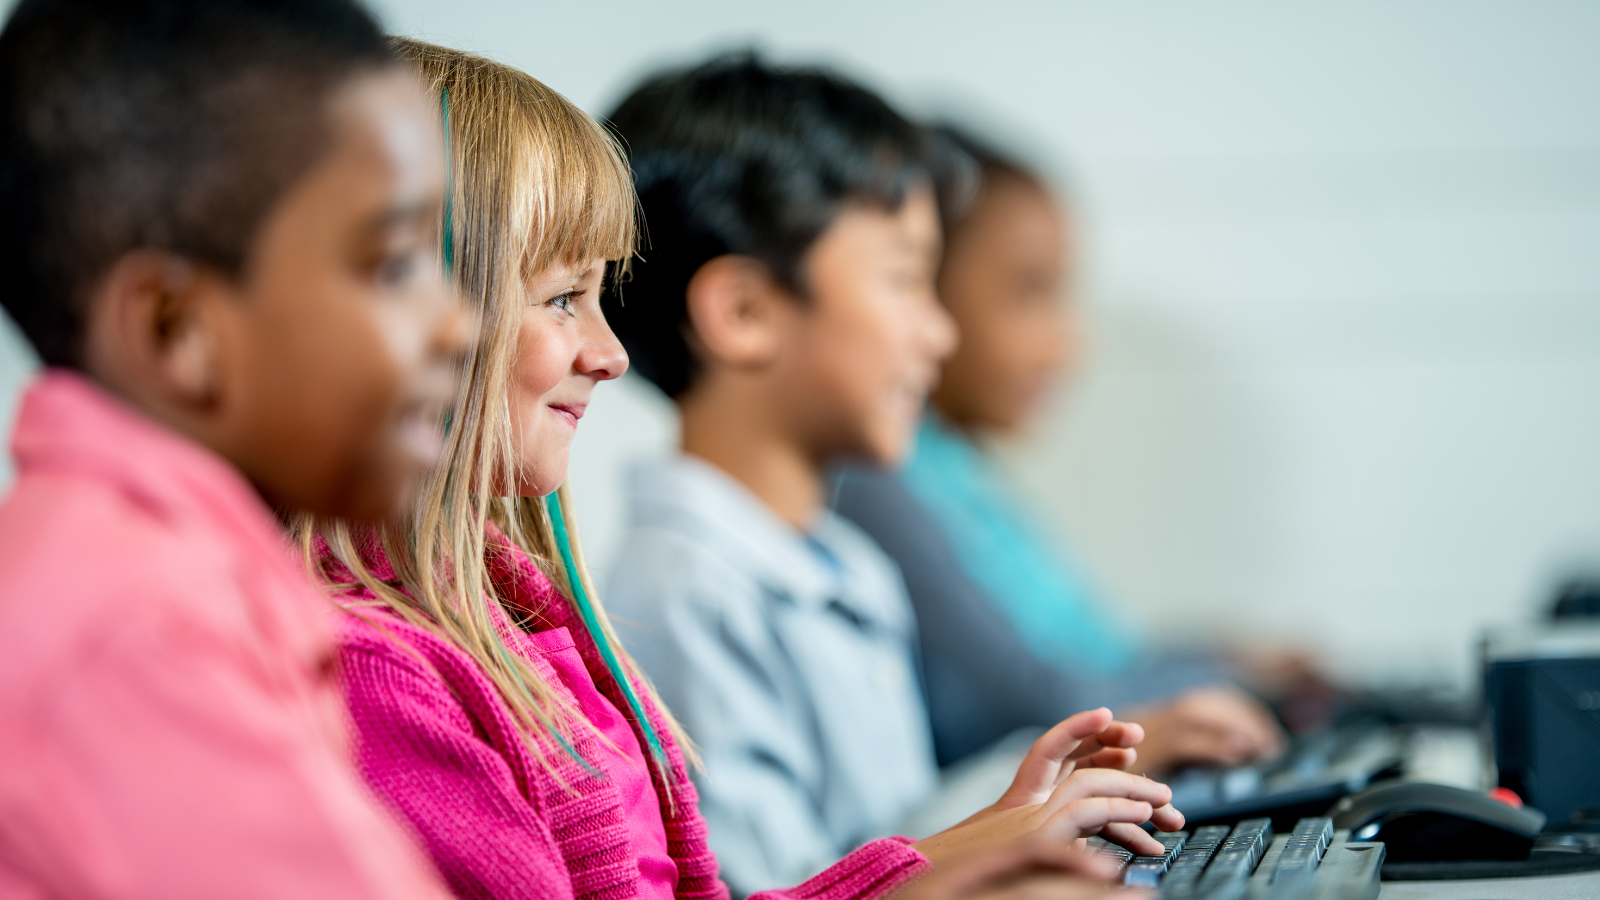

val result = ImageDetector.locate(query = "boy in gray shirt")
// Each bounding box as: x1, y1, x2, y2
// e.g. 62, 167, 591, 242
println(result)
602, 53, 1180, 897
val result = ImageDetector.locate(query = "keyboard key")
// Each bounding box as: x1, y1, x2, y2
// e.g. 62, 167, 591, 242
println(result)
1297, 817, 1334, 853
1158, 869, 1203, 899
1088, 841, 1132, 872
1122, 860, 1166, 887
1202, 847, 1257, 882
1130, 855, 1168, 870
1171, 849, 1212, 868
1273, 819, 1335, 882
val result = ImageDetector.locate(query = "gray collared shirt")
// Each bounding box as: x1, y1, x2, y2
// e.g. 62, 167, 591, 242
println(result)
605, 455, 938, 897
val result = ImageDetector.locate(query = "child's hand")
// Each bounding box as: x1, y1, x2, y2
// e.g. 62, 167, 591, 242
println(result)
1123, 687, 1284, 774
994, 708, 1185, 842
912, 768, 1178, 866
912, 709, 1183, 867
893, 838, 1150, 900
994, 709, 1149, 811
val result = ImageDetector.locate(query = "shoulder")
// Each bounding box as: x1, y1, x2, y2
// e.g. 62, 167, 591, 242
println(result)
831, 465, 927, 534
0, 467, 244, 612
334, 602, 459, 666
333, 604, 473, 694
332, 604, 517, 747
0, 471, 287, 701
605, 525, 788, 684
606, 521, 761, 620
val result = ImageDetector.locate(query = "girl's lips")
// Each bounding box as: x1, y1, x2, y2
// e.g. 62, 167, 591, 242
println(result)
549, 403, 586, 428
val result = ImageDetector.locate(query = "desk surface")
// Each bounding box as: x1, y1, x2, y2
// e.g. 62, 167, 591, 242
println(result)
1380, 870, 1600, 899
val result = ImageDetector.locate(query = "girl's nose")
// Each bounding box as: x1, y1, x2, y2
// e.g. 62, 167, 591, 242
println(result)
576, 310, 629, 382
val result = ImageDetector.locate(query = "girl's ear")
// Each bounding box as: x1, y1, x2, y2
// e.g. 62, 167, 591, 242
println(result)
83, 250, 226, 413
682, 254, 789, 370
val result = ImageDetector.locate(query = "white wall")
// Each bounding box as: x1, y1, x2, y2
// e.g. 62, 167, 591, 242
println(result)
3, 0, 1597, 690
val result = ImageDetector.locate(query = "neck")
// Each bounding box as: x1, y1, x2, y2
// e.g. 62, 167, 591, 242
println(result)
677, 380, 824, 531
929, 397, 985, 440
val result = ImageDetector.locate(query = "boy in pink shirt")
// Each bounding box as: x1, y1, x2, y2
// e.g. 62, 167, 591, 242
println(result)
0, 0, 471, 895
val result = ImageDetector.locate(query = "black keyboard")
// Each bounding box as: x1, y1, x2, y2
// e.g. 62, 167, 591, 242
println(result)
1164, 725, 1404, 829
1090, 817, 1385, 899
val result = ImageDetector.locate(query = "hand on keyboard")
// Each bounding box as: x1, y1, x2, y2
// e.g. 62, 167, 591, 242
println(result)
999, 708, 1185, 850
913, 709, 1185, 869
1124, 687, 1285, 774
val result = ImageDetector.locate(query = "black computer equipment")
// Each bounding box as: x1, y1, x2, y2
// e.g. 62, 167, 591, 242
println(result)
1091, 817, 1384, 899
1163, 722, 1405, 832
1551, 577, 1600, 619
1329, 781, 1544, 862
1483, 624, 1600, 826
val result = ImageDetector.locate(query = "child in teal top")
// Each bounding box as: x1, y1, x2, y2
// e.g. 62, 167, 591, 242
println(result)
902, 411, 1140, 674
834, 125, 1289, 776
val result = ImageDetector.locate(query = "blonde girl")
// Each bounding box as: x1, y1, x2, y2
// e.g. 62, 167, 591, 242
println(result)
304, 39, 1174, 900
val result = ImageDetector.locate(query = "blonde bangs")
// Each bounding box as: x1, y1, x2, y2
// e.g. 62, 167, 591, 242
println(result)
513, 84, 637, 279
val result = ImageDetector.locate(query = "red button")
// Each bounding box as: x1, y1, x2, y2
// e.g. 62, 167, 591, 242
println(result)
1488, 787, 1524, 809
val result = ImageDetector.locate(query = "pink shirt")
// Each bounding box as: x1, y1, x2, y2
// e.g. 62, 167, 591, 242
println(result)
0, 371, 450, 899
523, 627, 676, 900
328, 530, 932, 900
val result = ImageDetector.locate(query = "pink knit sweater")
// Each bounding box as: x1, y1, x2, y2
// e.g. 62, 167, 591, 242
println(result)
324, 532, 932, 900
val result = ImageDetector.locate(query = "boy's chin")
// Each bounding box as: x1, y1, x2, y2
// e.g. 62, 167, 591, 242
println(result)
340, 461, 427, 525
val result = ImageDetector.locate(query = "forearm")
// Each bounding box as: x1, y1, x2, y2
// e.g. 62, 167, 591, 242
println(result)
745, 838, 931, 900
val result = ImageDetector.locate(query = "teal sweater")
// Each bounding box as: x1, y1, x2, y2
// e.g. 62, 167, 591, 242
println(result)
899, 412, 1140, 674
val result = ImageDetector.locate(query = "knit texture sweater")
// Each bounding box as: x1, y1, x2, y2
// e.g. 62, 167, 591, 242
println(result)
324, 531, 932, 900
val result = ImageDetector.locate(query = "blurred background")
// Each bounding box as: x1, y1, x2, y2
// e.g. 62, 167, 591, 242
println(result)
3, 0, 1598, 694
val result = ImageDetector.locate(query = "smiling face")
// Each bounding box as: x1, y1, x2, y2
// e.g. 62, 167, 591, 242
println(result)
781, 186, 957, 465
506, 257, 628, 496
930, 175, 1077, 434
210, 67, 471, 519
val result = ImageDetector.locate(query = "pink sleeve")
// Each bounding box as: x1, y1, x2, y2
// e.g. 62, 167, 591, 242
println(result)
339, 633, 579, 900
4, 608, 450, 900
749, 838, 931, 900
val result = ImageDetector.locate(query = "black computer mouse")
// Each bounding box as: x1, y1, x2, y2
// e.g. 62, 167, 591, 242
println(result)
1330, 781, 1547, 862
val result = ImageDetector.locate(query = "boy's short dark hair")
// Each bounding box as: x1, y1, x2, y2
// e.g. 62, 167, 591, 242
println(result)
0, 0, 392, 368
603, 52, 929, 399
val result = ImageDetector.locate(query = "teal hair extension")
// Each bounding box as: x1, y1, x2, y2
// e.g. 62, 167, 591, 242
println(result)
545, 491, 668, 766
440, 87, 455, 272
439, 88, 454, 442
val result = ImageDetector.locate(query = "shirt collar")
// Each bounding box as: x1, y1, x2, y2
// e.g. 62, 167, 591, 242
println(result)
10, 369, 294, 562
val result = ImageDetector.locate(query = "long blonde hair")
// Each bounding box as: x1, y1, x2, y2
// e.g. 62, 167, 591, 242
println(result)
299, 38, 692, 786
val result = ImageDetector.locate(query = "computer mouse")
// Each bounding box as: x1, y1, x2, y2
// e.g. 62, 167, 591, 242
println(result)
1330, 781, 1547, 862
